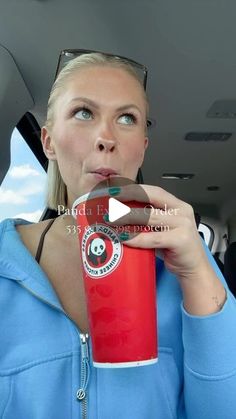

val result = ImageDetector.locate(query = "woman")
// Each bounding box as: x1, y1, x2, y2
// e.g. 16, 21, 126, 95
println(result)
0, 52, 235, 419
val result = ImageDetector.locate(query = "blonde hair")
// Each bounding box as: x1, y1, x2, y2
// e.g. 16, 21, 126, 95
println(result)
44, 52, 148, 210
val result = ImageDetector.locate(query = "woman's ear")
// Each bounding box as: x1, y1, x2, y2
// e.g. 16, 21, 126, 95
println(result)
41, 126, 57, 160
139, 136, 149, 166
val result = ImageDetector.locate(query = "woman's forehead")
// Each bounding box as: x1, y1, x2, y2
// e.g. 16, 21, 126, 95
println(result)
58, 65, 146, 109
67, 64, 141, 85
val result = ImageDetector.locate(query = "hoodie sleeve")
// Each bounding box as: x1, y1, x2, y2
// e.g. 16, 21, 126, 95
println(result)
181, 244, 236, 419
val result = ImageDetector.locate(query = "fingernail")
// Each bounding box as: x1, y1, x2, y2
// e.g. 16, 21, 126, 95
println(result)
108, 187, 121, 196
119, 232, 130, 241
103, 214, 109, 222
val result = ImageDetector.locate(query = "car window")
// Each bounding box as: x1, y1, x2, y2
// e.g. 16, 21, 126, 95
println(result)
0, 128, 46, 222
198, 222, 214, 250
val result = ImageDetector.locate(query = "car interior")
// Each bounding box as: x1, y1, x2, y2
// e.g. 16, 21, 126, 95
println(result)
0, 0, 235, 296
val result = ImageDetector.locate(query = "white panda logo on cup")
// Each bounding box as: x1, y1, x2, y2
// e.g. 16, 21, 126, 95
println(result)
81, 224, 123, 278
88, 237, 107, 266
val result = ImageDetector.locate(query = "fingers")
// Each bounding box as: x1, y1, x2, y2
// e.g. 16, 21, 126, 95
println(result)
106, 207, 195, 231
120, 226, 202, 251
115, 184, 187, 212
118, 229, 179, 249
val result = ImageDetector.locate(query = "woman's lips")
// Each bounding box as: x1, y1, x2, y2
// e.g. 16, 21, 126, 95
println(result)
90, 168, 119, 180
91, 172, 120, 180
91, 172, 109, 180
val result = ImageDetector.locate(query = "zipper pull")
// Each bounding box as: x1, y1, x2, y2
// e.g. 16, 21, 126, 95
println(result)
80, 333, 89, 359
76, 333, 90, 402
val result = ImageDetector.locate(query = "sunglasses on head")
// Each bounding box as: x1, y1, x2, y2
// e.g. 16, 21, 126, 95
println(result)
55, 48, 148, 90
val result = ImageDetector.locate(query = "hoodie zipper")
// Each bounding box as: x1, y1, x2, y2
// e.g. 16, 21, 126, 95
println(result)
77, 333, 90, 419
17, 282, 90, 419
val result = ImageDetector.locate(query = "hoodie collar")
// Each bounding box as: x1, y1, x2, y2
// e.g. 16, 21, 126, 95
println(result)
0, 218, 63, 310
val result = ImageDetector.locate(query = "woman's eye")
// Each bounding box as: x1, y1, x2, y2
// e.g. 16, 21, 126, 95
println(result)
74, 108, 93, 120
118, 113, 136, 125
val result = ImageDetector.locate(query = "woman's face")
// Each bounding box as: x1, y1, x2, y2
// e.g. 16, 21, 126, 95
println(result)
42, 65, 149, 207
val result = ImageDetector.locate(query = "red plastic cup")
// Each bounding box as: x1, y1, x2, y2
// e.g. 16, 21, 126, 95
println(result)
72, 189, 158, 368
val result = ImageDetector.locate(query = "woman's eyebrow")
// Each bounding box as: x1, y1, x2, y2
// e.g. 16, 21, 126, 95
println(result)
68, 97, 99, 109
116, 104, 142, 114
68, 97, 142, 114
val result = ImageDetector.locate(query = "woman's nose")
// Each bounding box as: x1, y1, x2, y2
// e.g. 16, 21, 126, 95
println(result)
94, 123, 117, 153
95, 137, 116, 152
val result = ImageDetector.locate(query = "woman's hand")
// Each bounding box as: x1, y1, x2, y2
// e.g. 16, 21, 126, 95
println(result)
105, 184, 226, 315
107, 184, 208, 280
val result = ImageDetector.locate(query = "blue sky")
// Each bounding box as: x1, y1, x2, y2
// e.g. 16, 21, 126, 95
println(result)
0, 128, 46, 222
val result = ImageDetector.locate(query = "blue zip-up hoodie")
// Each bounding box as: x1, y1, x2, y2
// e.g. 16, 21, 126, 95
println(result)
1, 218, 236, 419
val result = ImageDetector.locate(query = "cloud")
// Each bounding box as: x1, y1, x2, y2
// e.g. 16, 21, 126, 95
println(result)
18, 183, 45, 197
0, 188, 27, 204
0, 182, 45, 205
9, 164, 40, 179
14, 209, 43, 222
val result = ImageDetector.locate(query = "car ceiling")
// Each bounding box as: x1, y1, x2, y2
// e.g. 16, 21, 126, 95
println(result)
0, 0, 235, 218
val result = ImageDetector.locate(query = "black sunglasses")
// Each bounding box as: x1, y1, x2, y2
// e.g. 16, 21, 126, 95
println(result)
55, 48, 148, 90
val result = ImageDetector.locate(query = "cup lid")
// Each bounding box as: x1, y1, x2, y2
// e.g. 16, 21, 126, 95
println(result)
72, 187, 110, 218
